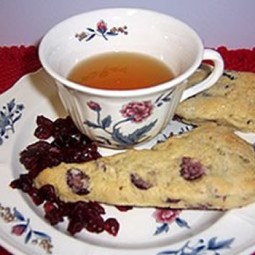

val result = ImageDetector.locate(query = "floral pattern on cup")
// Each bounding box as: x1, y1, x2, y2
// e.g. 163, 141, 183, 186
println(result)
120, 101, 153, 123
75, 20, 128, 41
83, 89, 175, 147
84, 100, 157, 147
153, 208, 190, 235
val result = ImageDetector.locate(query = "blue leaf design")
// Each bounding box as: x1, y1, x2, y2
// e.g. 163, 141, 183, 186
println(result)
101, 115, 112, 129
84, 120, 100, 128
157, 237, 235, 255
129, 119, 157, 140
13, 207, 26, 221
194, 244, 206, 253
157, 251, 178, 255
111, 128, 133, 145
7, 99, 15, 112
12, 113, 22, 124
106, 31, 118, 36
175, 217, 190, 229
154, 223, 169, 235
33, 230, 51, 240
86, 27, 95, 32
0, 126, 5, 136
16, 104, 24, 111
155, 90, 174, 107
0, 111, 10, 127
86, 33, 96, 41
207, 237, 235, 250
112, 120, 157, 145
25, 230, 32, 244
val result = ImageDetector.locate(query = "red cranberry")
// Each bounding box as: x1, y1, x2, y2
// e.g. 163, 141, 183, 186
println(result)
43, 201, 64, 225
180, 157, 206, 181
28, 187, 44, 205
66, 168, 90, 195
104, 218, 120, 236
9, 174, 33, 193
115, 205, 133, 212
67, 218, 85, 236
38, 184, 58, 202
130, 173, 153, 190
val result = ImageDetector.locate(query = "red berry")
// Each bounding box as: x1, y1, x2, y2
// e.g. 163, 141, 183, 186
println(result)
104, 218, 120, 236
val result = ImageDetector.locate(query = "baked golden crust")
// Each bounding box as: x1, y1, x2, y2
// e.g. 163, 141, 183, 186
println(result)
35, 124, 255, 210
176, 70, 255, 132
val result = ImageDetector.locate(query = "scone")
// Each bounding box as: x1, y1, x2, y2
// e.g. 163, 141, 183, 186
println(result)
34, 124, 255, 210
176, 70, 255, 132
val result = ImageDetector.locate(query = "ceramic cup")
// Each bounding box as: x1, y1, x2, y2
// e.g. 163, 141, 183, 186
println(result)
39, 8, 224, 149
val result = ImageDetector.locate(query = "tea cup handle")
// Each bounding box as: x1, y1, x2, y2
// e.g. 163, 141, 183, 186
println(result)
180, 49, 224, 102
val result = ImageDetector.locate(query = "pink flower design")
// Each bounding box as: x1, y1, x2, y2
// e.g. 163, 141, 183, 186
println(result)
87, 101, 101, 111
11, 224, 27, 236
120, 101, 153, 123
153, 208, 181, 224
97, 20, 108, 34
76, 20, 127, 42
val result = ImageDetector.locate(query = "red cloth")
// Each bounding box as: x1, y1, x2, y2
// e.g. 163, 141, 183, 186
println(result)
0, 46, 41, 94
0, 45, 255, 255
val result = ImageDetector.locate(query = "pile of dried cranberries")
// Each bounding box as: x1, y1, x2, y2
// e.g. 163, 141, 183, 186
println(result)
10, 115, 121, 236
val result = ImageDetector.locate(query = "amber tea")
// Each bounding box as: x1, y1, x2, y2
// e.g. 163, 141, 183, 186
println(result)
68, 52, 174, 90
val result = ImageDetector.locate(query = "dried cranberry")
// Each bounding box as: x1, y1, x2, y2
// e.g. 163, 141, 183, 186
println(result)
180, 157, 206, 181
166, 198, 181, 204
9, 174, 33, 193
28, 187, 44, 205
67, 218, 85, 235
67, 201, 104, 235
44, 201, 64, 225
34, 116, 54, 139
104, 218, 120, 236
36, 115, 54, 127
34, 125, 54, 140
130, 173, 153, 190
53, 116, 82, 140
87, 201, 105, 215
66, 168, 90, 195
38, 184, 58, 202
84, 213, 105, 233
115, 205, 133, 212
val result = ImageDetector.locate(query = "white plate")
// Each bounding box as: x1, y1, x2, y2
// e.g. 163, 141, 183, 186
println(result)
1, 69, 255, 255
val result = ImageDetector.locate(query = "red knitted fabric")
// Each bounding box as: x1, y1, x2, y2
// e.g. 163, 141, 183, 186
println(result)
217, 46, 255, 72
0, 46, 254, 255
0, 46, 41, 94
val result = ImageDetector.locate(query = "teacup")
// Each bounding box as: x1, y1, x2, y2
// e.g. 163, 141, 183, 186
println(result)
39, 8, 224, 149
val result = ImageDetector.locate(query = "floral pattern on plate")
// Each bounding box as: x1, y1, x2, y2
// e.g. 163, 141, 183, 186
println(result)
0, 203, 53, 254
0, 98, 24, 145
75, 20, 128, 41
157, 236, 235, 255
153, 208, 190, 235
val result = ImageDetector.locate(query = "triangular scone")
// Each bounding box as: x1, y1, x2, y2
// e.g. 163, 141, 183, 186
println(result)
35, 124, 255, 210
176, 71, 255, 132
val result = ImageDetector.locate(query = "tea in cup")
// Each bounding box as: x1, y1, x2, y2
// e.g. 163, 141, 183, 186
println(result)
39, 8, 224, 149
